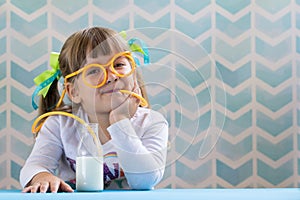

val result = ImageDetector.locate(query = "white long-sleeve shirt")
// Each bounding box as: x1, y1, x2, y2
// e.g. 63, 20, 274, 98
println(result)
20, 107, 168, 190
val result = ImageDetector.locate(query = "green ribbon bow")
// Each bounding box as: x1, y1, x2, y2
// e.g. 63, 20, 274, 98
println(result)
32, 52, 61, 110
33, 52, 61, 98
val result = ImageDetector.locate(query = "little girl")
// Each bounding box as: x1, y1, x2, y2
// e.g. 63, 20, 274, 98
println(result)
20, 27, 168, 193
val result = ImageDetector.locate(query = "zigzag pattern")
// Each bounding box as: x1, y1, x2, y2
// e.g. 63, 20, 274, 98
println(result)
0, 0, 7, 190
255, 1, 295, 187
213, 0, 296, 188
296, 1, 300, 148
0, 0, 299, 189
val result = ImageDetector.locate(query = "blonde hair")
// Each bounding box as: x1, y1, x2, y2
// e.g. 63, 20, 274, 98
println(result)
38, 27, 149, 116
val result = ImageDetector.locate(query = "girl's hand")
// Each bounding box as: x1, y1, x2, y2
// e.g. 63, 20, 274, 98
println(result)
109, 86, 141, 124
22, 172, 74, 193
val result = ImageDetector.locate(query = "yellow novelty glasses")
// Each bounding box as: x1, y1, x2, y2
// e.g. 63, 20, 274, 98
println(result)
67, 51, 136, 88
56, 51, 147, 108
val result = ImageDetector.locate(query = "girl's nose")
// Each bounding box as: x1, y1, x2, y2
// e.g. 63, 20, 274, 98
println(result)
106, 69, 119, 84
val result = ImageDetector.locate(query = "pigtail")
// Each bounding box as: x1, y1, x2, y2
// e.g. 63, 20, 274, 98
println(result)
38, 79, 60, 116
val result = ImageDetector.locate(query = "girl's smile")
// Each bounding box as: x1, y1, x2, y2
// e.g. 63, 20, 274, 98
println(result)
101, 89, 122, 94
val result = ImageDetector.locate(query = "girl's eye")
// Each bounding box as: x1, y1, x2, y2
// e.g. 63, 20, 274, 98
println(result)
86, 67, 101, 76
114, 56, 130, 68
114, 63, 126, 68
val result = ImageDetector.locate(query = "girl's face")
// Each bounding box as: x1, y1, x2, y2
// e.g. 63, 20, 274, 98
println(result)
74, 52, 137, 115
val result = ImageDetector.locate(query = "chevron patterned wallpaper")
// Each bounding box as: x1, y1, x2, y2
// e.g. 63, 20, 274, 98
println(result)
0, 0, 299, 189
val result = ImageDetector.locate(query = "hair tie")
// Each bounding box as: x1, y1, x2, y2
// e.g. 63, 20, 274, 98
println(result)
32, 52, 61, 110
120, 31, 150, 66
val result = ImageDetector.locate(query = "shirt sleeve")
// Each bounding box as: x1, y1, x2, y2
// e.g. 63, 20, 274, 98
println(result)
107, 111, 168, 190
19, 116, 64, 188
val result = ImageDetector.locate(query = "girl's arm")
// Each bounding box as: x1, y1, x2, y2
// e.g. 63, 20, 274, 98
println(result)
107, 110, 168, 189
19, 116, 73, 193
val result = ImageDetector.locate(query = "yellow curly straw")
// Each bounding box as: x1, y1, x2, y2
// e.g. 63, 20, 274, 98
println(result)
119, 90, 148, 107
31, 111, 102, 156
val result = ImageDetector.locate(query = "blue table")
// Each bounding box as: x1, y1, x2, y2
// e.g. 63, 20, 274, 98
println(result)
0, 188, 300, 200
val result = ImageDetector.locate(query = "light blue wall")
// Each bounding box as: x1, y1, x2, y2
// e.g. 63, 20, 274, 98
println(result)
0, 0, 299, 189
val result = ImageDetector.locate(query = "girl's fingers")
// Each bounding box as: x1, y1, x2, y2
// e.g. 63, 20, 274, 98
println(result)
30, 183, 41, 193
59, 180, 74, 192
133, 85, 141, 96
49, 181, 60, 193
39, 182, 49, 193
22, 180, 73, 193
22, 186, 32, 193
